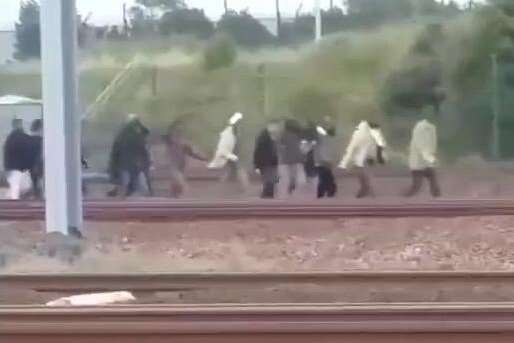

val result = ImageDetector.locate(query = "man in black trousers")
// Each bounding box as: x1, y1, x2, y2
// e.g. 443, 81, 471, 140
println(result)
254, 121, 281, 199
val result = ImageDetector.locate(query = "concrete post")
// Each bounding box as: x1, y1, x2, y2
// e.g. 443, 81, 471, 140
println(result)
40, 0, 83, 235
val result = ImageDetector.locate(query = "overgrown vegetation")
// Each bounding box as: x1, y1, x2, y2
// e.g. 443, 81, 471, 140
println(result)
203, 34, 237, 71
14, 0, 40, 60
7, 0, 514, 168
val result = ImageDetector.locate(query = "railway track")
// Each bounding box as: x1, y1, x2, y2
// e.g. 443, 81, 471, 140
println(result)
4, 272, 514, 304
1, 198, 514, 221
4, 303, 514, 342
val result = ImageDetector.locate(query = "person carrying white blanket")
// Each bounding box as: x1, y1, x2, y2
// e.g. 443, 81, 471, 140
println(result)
338, 121, 387, 198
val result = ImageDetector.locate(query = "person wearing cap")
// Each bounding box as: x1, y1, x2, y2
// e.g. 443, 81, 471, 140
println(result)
108, 114, 152, 197
338, 121, 387, 198
3, 119, 33, 199
208, 112, 249, 191
254, 120, 281, 199
404, 108, 441, 198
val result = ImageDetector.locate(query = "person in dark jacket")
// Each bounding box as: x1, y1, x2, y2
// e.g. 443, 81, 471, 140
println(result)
28, 119, 43, 198
279, 119, 306, 195
254, 121, 281, 199
3, 119, 33, 199
4, 119, 33, 172
108, 114, 152, 197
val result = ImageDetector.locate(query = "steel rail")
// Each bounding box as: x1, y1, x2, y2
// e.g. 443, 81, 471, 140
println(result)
3, 271, 514, 293
1, 199, 514, 221
4, 303, 514, 335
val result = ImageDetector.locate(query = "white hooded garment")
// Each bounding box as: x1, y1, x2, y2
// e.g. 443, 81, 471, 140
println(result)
339, 121, 386, 169
208, 125, 238, 169
409, 119, 437, 170
208, 113, 243, 169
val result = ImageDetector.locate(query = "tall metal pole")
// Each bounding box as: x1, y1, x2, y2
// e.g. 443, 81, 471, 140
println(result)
40, 0, 83, 235
315, 0, 322, 42
276, 0, 282, 41
491, 53, 501, 160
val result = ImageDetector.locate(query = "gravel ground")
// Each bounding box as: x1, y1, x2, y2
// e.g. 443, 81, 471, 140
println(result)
2, 215, 514, 274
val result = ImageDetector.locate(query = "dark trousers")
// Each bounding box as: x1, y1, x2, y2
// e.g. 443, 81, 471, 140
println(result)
120, 168, 153, 197
317, 166, 337, 198
30, 169, 42, 199
405, 168, 441, 198
356, 167, 373, 198
260, 167, 278, 199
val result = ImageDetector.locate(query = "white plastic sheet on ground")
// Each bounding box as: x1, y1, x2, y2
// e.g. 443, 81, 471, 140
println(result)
46, 291, 136, 306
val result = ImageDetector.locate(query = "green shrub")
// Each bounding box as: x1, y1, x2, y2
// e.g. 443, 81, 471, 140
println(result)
288, 86, 336, 123
203, 34, 237, 71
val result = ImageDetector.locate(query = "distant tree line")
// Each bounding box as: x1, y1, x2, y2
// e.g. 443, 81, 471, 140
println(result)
14, 0, 469, 60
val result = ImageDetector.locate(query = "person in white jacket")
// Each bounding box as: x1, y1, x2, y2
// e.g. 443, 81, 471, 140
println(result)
405, 117, 441, 197
208, 112, 249, 191
338, 121, 387, 198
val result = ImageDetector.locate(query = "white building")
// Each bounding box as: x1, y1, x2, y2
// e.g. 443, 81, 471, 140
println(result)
0, 31, 15, 65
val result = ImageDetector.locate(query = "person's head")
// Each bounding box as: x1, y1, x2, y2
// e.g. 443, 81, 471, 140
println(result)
322, 115, 333, 126
368, 121, 381, 130
229, 112, 243, 126
127, 113, 139, 123
11, 118, 23, 131
421, 105, 438, 122
266, 120, 282, 141
31, 119, 43, 134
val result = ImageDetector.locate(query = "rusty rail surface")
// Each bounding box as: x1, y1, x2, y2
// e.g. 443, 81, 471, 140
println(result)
4, 303, 514, 342
3, 271, 514, 294
1, 199, 514, 221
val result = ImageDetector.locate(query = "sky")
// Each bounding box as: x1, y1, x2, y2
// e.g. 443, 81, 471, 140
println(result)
0, 0, 484, 30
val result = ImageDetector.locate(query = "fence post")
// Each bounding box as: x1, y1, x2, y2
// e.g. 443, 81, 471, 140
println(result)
491, 53, 501, 159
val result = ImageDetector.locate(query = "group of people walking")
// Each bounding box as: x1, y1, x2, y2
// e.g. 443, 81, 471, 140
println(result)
2, 110, 441, 200
248, 114, 440, 200
3, 118, 43, 199
105, 110, 441, 200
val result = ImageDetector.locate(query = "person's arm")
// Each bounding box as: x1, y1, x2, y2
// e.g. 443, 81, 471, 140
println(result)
185, 144, 208, 162
253, 134, 264, 171
3, 138, 9, 171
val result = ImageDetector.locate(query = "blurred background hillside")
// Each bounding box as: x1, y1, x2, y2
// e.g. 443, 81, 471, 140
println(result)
1, 0, 513, 170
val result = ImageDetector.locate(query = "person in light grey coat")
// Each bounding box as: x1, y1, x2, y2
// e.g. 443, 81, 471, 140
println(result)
279, 119, 306, 195
404, 114, 441, 198
314, 126, 338, 198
